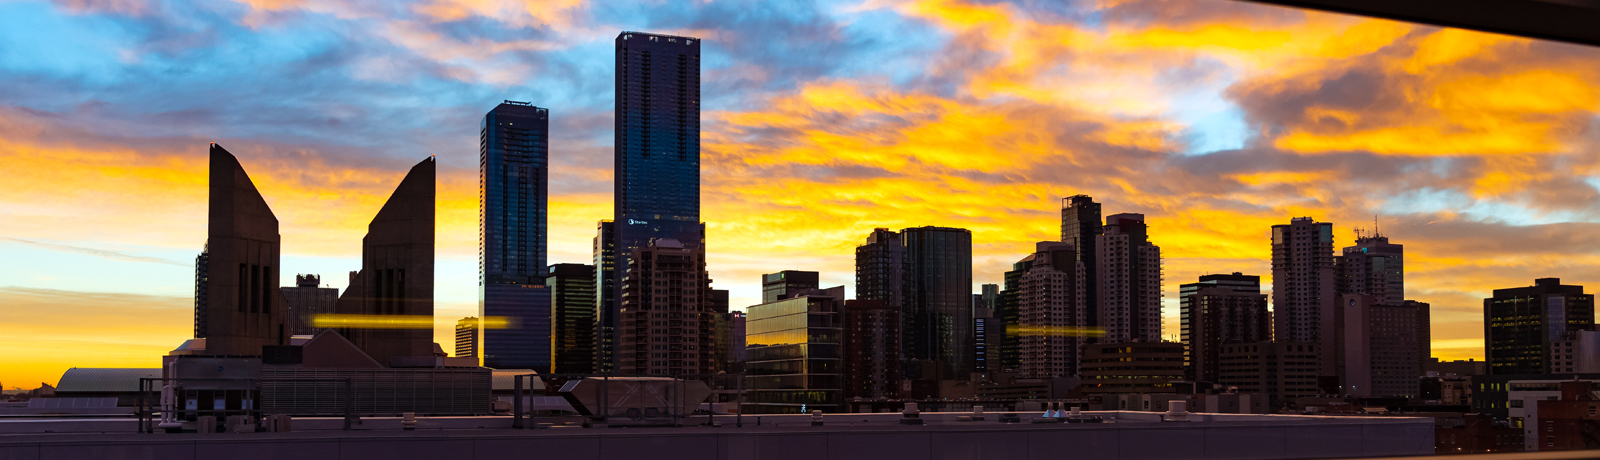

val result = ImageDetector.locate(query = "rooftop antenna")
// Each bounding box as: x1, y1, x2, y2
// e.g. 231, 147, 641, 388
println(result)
1373, 215, 1380, 238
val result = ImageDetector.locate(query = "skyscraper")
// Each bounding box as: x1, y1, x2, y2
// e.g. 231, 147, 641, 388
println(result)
762, 270, 820, 303
201, 143, 287, 356
903, 226, 975, 377
548, 263, 596, 374
856, 228, 908, 316
997, 256, 1035, 371
1097, 213, 1162, 343
1272, 217, 1337, 377
974, 283, 1000, 374
193, 247, 208, 338
617, 239, 716, 376
1062, 195, 1103, 330
1016, 242, 1087, 379
480, 101, 551, 371
456, 317, 478, 360
593, 220, 616, 373
1180, 273, 1269, 383
1484, 278, 1596, 375
1337, 232, 1404, 305
333, 157, 437, 367
282, 274, 338, 336
607, 31, 705, 373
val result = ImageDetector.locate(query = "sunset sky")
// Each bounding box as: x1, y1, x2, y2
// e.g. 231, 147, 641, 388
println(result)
4, 0, 1600, 389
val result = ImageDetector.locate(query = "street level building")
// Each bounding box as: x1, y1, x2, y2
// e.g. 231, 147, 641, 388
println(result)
1485, 278, 1596, 375
1079, 341, 1185, 395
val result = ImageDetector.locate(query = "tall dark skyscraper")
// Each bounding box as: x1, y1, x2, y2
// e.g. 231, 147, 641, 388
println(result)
602, 31, 704, 373
856, 228, 907, 313
1061, 195, 1103, 331
479, 101, 551, 370
593, 220, 616, 373
202, 143, 286, 356
903, 226, 974, 377
548, 263, 596, 374
1180, 273, 1268, 383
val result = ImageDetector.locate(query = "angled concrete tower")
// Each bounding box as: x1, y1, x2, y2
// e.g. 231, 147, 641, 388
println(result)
203, 143, 287, 356
335, 157, 437, 366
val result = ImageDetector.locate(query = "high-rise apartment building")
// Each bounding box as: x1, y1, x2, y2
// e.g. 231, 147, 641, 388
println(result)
282, 274, 338, 336
1180, 273, 1269, 383
617, 239, 716, 376
1337, 232, 1404, 305
1061, 195, 1103, 330
455, 317, 478, 359
193, 247, 208, 338
1097, 213, 1162, 343
480, 101, 551, 372
1016, 242, 1087, 379
1272, 217, 1338, 376
593, 220, 616, 373
998, 256, 1034, 371
1485, 278, 1596, 375
606, 31, 705, 374
762, 270, 820, 303
843, 299, 900, 399
856, 228, 908, 317
332, 157, 436, 367
745, 291, 843, 413
201, 143, 287, 356
548, 263, 596, 374
903, 226, 975, 377
1341, 294, 1425, 397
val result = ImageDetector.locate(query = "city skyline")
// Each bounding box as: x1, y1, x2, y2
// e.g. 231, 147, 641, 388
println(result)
6, 0, 1600, 387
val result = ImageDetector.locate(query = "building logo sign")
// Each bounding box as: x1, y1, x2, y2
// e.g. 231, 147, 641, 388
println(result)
629, 219, 648, 225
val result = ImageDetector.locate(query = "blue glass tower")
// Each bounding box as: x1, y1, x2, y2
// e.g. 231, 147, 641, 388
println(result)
598, 31, 704, 372
480, 101, 551, 371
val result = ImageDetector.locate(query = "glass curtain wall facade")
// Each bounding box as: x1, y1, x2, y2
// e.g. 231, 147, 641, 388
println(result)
480, 101, 551, 371
903, 226, 974, 377
1061, 195, 1103, 332
745, 295, 843, 413
1485, 278, 1596, 375
548, 263, 596, 374
609, 31, 705, 373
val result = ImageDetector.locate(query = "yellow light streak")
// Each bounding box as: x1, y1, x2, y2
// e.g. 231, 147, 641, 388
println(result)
311, 314, 516, 329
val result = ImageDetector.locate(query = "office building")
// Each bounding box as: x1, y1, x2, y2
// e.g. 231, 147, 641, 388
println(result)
722, 310, 746, 372
1180, 273, 1269, 383
201, 143, 287, 356
332, 157, 437, 367
1097, 213, 1162, 343
1015, 242, 1087, 379
479, 101, 552, 372
974, 284, 1001, 373
902, 226, 975, 376
456, 317, 478, 359
1342, 294, 1425, 397
997, 256, 1034, 371
193, 248, 208, 338
282, 274, 338, 336
1337, 231, 1404, 305
1485, 278, 1596, 375
607, 31, 706, 375
1272, 217, 1338, 377
1217, 342, 1322, 407
855, 228, 907, 321
745, 291, 843, 413
1550, 330, 1600, 374
593, 220, 616, 374
617, 239, 716, 376
762, 270, 819, 303
1079, 341, 1185, 395
1061, 195, 1103, 331
548, 263, 596, 374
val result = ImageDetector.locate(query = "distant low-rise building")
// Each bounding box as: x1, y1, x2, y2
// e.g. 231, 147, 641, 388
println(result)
1218, 341, 1321, 408
1079, 341, 1184, 395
